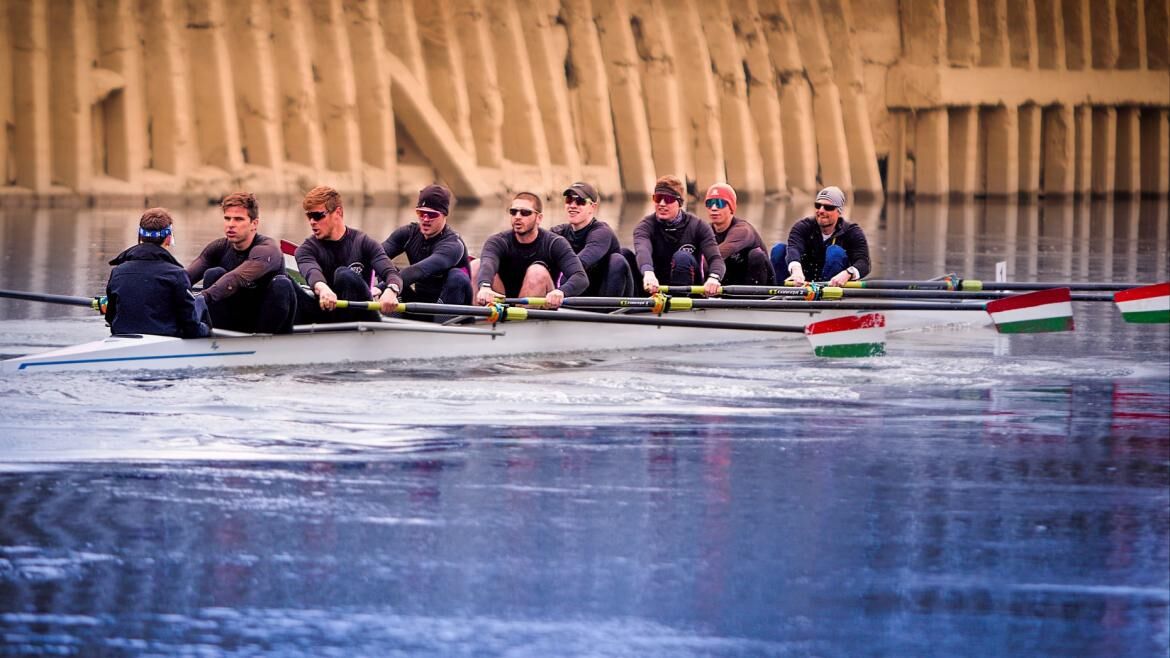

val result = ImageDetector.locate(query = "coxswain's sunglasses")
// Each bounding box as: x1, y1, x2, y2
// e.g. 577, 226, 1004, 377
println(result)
652, 193, 680, 205
705, 198, 729, 210
508, 207, 536, 217
814, 203, 838, 212
564, 194, 589, 207
416, 209, 442, 220
305, 209, 330, 221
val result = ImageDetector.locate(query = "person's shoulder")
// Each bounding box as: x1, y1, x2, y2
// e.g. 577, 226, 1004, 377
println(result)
549, 222, 570, 236
389, 223, 417, 239
252, 233, 277, 247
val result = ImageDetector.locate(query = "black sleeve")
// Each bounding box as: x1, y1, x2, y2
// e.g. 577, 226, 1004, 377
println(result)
843, 223, 872, 278
576, 225, 613, 271
632, 217, 656, 273
295, 241, 327, 289
401, 234, 466, 289
363, 233, 402, 290
695, 221, 726, 279
172, 270, 210, 338
550, 235, 588, 297
382, 225, 411, 259
785, 217, 815, 267
475, 234, 507, 288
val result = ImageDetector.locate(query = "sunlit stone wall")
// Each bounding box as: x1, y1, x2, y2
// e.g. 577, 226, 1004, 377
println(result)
0, 0, 1165, 204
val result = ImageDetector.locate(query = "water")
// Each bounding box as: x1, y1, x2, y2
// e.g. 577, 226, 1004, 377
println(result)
0, 198, 1167, 656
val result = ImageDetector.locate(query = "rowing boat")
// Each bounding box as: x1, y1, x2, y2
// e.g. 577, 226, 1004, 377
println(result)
1, 304, 984, 374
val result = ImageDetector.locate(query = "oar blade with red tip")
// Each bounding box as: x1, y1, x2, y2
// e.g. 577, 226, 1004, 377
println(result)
804, 313, 887, 358
1113, 282, 1170, 324
986, 288, 1074, 333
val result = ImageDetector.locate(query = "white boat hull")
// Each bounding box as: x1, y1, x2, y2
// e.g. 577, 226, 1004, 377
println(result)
2, 306, 988, 373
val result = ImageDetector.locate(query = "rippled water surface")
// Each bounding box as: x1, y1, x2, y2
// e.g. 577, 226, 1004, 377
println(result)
0, 199, 1167, 656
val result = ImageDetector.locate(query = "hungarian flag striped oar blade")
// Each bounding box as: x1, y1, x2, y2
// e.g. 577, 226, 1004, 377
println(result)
804, 313, 886, 357
1113, 282, 1170, 324
986, 288, 1074, 333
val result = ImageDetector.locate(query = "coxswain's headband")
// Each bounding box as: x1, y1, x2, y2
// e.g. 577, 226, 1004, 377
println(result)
138, 226, 172, 240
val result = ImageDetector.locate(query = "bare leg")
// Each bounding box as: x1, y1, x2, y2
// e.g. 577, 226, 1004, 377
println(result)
517, 264, 555, 297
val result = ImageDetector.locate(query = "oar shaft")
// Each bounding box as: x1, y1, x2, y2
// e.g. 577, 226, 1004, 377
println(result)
0, 288, 100, 309
845, 279, 1140, 292
499, 296, 991, 312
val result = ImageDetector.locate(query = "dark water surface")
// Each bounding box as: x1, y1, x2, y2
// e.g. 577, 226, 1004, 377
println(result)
0, 198, 1167, 656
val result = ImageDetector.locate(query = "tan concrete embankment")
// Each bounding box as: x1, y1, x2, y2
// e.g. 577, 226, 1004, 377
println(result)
0, 0, 1166, 205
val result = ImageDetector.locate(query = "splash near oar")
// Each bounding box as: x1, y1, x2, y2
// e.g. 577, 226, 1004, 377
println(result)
804, 313, 886, 357
1113, 282, 1170, 323
986, 288, 1074, 333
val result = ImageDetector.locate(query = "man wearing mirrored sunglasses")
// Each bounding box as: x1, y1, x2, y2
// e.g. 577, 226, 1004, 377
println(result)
632, 175, 725, 296
770, 185, 870, 287
704, 183, 775, 286
185, 192, 297, 334
294, 185, 402, 323
471, 192, 587, 309
380, 184, 473, 315
549, 181, 635, 297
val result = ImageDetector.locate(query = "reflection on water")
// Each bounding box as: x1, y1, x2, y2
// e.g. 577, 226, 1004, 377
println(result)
1, 197, 1167, 320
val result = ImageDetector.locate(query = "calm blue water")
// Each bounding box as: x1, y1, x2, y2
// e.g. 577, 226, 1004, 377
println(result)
0, 198, 1167, 656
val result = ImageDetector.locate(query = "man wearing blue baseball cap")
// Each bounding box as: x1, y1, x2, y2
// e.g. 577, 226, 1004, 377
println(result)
770, 186, 871, 287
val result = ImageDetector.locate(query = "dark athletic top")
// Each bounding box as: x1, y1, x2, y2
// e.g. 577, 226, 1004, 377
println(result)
475, 228, 588, 297
713, 217, 767, 263
382, 223, 469, 289
106, 243, 209, 338
784, 216, 871, 279
632, 210, 726, 280
295, 227, 402, 291
549, 219, 621, 271
185, 233, 283, 304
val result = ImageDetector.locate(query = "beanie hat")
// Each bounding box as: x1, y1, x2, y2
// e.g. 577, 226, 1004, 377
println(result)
416, 184, 452, 215
815, 186, 846, 209
704, 183, 737, 214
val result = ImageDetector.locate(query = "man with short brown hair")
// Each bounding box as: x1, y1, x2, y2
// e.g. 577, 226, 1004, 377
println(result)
295, 185, 402, 323
185, 192, 296, 333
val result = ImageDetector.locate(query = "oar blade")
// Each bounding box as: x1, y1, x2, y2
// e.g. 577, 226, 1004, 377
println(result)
1113, 282, 1170, 324
804, 313, 887, 357
986, 288, 1074, 333
280, 239, 308, 285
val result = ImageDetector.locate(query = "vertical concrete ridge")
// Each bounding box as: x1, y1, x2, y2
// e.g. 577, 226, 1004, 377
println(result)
628, 0, 688, 184
1148, 0, 1169, 70
272, 0, 326, 170
758, 0, 817, 194
1042, 105, 1076, 196
1007, 0, 1039, 69
49, 0, 93, 191
661, 0, 724, 193
697, 0, 763, 195
489, 0, 552, 175
383, 0, 428, 89
1018, 104, 1043, 195
984, 106, 1020, 196
948, 107, 979, 196
978, 0, 1011, 66
1090, 0, 1120, 69
561, 0, 622, 196
342, 0, 397, 189
821, 0, 882, 198
788, 0, 852, 191
415, 0, 475, 158
593, 0, 656, 194
945, 0, 981, 66
310, 0, 363, 177
729, 0, 789, 196
1114, 0, 1146, 69
96, 0, 148, 184
1139, 109, 1169, 194
227, 0, 285, 172
1091, 107, 1118, 194
1114, 107, 1141, 194
454, 0, 504, 169
915, 109, 949, 196
0, 5, 10, 185
518, 0, 582, 173
1035, 0, 1066, 70
142, 0, 198, 179
188, 0, 244, 174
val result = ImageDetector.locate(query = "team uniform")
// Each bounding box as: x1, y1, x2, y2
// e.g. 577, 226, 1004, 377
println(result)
549, 219, 634, 297
713, 217, 775, 286
295, 228, 403, 323
632, 210, 726, 286
475, 229, 588, 298
382, 223, 473, 307
106, 243, 210, 338
185, 233, 296, 333
775, 216, 871, 283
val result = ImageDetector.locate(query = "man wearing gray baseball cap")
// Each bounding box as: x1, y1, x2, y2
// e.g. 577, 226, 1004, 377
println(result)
770, 185, 871, 287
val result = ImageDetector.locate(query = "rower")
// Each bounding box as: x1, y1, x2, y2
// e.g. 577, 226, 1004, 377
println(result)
105, 207, 211, 338
380, 184, 473, 314
704, 183, 775, 286
471, 192, 588, 310
632, 174, 725, 296
549, 181, 635, 297
294, 185, 402, 323
185, 192, 297, 334
770, 186, 871, 287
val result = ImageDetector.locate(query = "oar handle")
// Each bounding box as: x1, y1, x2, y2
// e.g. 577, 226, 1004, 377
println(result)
0, 288, 103, 311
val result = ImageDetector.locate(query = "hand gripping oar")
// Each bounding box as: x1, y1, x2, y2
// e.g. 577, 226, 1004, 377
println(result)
0, 289, 105, 312
333, 300, 889, 357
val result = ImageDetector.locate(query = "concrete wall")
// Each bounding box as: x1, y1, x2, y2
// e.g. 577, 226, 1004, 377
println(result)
0, 0, 1166, 204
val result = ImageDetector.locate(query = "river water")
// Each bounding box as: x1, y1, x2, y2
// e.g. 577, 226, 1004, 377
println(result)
0, 197, 1167, 656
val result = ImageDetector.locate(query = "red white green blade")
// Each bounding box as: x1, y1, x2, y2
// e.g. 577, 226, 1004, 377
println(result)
280, 239, 307, 285
1113, 282, 1170, 323
804, 313, 886, 357
986, 288, 1074, 333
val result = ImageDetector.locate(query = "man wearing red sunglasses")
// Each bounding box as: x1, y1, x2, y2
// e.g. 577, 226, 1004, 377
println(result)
632, 175, 725, 296
704, 183, 774, 286
380, 184, 473, 313
549, 181, 635, 297
770, 186, 870, 287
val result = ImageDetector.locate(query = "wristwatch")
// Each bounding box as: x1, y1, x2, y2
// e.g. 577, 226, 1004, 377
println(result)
387, 283, 402, 295
846, 266, 860, 281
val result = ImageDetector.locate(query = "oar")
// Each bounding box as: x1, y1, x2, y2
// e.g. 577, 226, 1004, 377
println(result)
659, 284, 1115, 302
0, 288, 103, 311
1113, 281, 1170, 323
279, 239, 309, 286
839, 277, 1140, 292
333, 300, 889, 357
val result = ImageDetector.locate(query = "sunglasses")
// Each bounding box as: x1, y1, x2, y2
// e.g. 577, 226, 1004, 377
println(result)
705, 198, 729, 210
305, 210, 329, 221
814, 203, 838, 212
652, 193, 680, 205
564, 194, 589, 207
508, 207, 536, 217
416, 209, 442, 220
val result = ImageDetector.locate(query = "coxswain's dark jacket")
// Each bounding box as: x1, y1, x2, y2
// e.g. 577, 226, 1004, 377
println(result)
106, 243, 210, 337
784, 216, 871, 280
